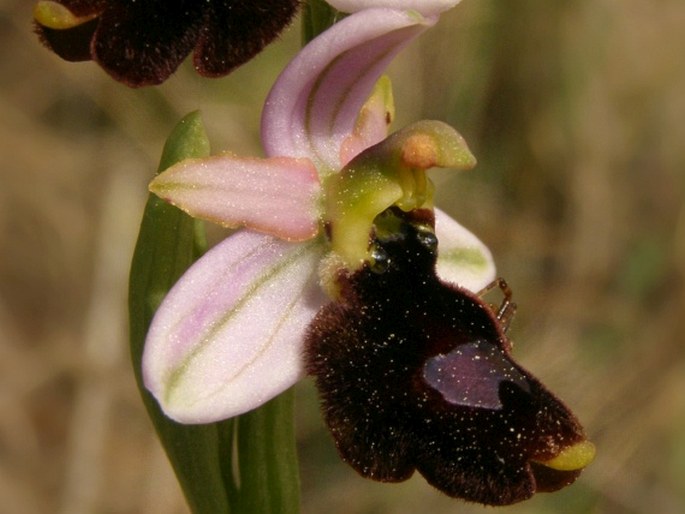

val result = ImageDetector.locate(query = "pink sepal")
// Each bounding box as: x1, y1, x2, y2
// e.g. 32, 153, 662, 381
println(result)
143, 231, 326, 423
434, 208, 496, 292
262, 8, 435, 172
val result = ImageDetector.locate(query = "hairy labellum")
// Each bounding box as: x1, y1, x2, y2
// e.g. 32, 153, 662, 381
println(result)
304, 207, 593, 505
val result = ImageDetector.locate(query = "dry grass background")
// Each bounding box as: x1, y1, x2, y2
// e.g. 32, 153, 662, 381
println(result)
1, 0, 684, 513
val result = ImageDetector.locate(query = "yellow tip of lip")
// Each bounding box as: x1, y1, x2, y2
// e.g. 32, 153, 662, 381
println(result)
536, 440, 596, 471
34, 1, 97, 30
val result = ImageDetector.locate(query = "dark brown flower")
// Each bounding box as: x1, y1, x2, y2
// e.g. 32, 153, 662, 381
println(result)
34, 0, 300, 87
305, 207, 594, 505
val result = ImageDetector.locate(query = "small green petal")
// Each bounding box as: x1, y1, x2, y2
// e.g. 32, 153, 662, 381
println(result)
340, 76, 396, 165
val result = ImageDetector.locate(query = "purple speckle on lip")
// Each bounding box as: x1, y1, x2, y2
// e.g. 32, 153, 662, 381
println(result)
423, 340, 531, 409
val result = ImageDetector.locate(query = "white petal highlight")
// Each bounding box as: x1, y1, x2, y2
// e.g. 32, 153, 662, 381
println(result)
143, 231, 327, 423
149, 155, 322, 241
262, 8, 435, 172
327, 0, 463, 16
434, 208, 496, 292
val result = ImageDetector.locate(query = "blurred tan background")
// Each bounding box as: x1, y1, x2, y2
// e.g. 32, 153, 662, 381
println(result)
1, 0, 684, 513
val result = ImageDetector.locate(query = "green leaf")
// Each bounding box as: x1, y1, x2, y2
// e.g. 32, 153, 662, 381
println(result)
302, 0, 344, 44
235, 389, 301, 514
129, 111, 235, 514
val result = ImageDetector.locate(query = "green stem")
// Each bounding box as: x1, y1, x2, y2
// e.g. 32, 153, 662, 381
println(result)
302, 0, 343, 44
129, 112, 235, 514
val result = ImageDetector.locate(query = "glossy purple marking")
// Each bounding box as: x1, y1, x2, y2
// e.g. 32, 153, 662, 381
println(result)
423, 340, 531, 409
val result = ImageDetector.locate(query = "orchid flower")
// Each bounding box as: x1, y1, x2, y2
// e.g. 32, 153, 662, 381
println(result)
143, 7, 491, 424
142, 5, 593, 506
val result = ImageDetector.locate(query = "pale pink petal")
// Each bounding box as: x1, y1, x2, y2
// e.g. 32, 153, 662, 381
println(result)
262, 8, 435, 172
143, 231, 327, 423
435, 208, 496, 292
327, 0, 463, 16
149, 155, 322, 241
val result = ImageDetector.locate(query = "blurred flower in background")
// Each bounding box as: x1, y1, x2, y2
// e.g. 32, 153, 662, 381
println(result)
33, 0, 301, 86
